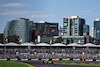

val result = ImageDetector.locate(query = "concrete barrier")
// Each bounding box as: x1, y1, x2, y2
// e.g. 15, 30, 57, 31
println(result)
52, 59, 59, 61
73, 59, 80, 61
21, 59, 28, 61
62, 58, 70, 60
42, 59, 49, 61
85, 59, 93, 61
10, 58, 18, 61
96, 60, 100, 61
31, 59, 39, 61
0, 59, 7, 61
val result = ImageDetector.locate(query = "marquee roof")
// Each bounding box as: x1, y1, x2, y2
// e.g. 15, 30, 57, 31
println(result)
36, 43, 50, 46
51, 43, 66, 46
67, 43, 82, 47
5, 42, 19, 46
83, 43, 97, 47
20, 43, 35, 46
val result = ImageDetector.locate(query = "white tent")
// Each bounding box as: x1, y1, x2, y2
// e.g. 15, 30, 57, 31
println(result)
67, 43, 82, 47
51, 43, 66, 46
20, 43, 35, 46
5, 42, 19, 46
0, 43, 4, 46
83, 43, 97, 47
36, 43, 50, 46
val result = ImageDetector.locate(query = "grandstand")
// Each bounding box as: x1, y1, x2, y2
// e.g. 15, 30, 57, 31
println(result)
0, 42, 100, 61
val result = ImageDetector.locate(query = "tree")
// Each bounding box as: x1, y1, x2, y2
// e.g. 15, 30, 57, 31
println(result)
5, 35, 19, 44
54, 37, 63, 43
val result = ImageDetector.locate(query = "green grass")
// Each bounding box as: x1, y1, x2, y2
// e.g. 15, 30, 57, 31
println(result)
0, 61, 30, 67
57, 61, 100, 66
58, 62, 100, 66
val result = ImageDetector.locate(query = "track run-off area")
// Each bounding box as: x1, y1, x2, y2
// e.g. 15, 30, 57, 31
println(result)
18, 61, 100, 67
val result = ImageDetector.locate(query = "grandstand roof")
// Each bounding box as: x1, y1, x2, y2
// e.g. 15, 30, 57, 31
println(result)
67, 43, 82, 47
51, 43, 66, 46
36, 43, 50, 46
0, 43, 4, 46
20, 43, 35, 46
97, 45, 100, 47
5, 42, 19, 46
83, 43, 97, 47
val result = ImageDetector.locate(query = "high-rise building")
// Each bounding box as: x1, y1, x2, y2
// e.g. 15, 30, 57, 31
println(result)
35, 21, 58, 37
63, 16, 85, 36
56, 16, 90, 44
93, 18, 100, 39
4, 18, 34, 43
35, 21, 59, 43
0, 33, 3, 43
59, 25, 63, 36
83, 25, 89, 36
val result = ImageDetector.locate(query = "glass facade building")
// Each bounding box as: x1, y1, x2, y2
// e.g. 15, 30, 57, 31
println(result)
4, 18, 34, 43
93, 19, 100, 39
83, 25, 89, 36
0, 33, 3, 43
59, 25, 63, 36
63, 16, 85, 36
35, 21, 59, 37
34, 21, 59, 43
56, 16, 90, 44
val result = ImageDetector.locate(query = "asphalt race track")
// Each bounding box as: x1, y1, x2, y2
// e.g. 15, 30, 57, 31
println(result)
19, 61, 99, 67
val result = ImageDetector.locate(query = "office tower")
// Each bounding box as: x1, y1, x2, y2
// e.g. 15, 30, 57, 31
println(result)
55, 16, 90, 44
63, 16, 85, 36
35, 21, 58, 37
92, 18, 100, 44
92, 28, 94, 37
60, 25, 63, 36
83, 25, 89, 36
35, 21, 59, 43
4, 18, 34, 43
93, 18, 100, 39
0, 33, 3, 43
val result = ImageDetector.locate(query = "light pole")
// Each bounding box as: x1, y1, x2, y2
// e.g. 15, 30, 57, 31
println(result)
5, 39, 8, 59
19, 39, 22, 53
4, 43, 6, 59
50, 39, 52, 54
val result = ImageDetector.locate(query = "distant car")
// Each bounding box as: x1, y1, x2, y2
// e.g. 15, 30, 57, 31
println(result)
41, 60, 53, 64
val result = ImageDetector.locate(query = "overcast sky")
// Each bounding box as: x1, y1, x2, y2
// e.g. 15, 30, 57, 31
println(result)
0, 0, 100, 36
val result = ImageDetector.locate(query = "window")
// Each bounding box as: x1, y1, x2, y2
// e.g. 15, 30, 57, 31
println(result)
64, 23, 67, 26
64, 19, 68, 21
74, 33, 78, 36
64, 33, 67, 36
65, 29, 67, 32
74, 25, 77, 27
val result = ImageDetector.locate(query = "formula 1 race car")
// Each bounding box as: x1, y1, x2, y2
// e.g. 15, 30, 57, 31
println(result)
41, 60, 53, 64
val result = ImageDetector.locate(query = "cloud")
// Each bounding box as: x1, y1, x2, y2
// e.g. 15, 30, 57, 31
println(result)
0, 10, 50, 18
0, 10, 40, 15
31, 15, 50, 18
0, 2, 28, 7
80, 10, 92, 12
